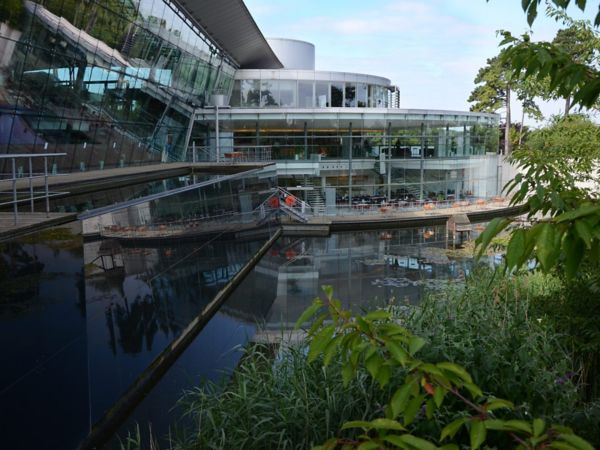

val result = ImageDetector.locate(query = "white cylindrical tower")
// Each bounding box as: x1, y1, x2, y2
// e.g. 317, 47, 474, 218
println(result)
266, 38, 315, 70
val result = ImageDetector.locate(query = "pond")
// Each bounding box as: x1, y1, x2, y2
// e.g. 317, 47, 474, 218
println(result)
0, 223, 486, 449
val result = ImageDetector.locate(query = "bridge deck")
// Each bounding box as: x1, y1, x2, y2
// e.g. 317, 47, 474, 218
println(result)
0, 162, 273, 193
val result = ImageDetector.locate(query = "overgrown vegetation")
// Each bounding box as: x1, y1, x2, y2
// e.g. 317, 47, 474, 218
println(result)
159, 271, 597, 449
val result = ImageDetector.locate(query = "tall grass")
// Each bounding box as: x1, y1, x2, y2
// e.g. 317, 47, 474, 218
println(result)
154, 268, 600, 449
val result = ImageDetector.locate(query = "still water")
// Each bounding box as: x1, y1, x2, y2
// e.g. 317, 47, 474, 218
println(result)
0, 224, 475, 449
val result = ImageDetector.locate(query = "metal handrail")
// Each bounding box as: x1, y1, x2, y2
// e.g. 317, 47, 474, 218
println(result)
0, 153, 68, 224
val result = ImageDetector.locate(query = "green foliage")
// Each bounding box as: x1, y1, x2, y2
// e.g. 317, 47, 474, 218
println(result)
490, 0, 600, 27
476, 115, 600, 278
468, 54, 511, 113
301, 286, 593, 450
0, 0, 24, 27
170, 344, 387, 450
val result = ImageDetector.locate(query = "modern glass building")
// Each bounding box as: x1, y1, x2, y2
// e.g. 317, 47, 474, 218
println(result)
0, 0, 500, 201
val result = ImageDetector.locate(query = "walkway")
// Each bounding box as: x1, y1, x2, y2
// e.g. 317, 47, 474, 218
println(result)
0, 162, 273, 193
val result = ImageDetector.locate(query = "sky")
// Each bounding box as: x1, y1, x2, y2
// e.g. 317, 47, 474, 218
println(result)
244, 0, 597, 125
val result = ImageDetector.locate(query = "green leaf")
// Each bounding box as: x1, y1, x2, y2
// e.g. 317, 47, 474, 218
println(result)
391, 434, 439, 450
368, 418, 407, 431
357, 442, 379, 450
485, 398, 514, 412
506, 229, 527, 270
533, 418, 545, 437
557, 434, 595, 450
574, 219, 593, 249
441, 418, 467, 441
403, 394, 424, 426
476, 218, 511, 259
364, 310, 391, 321
433, 386, 446, 407
366, 353, 383, 379
536, 223, 560, 271
463, 382, 483, 399
504, 420, 533, 434
322, 285, 333, 301
550, 443, 582, 450
390, 382, 414, 418
470, 420, 487, 450
484, 419, 509, 431
409, 336, 426, 355
323, 334, 343, 366
307, 324, 335, 362
385, 339, 409, 366
437, 362, 473, 383
342, 363, 354, 386
376, 364, 392, 388
563, 232, 585, 279
555, 204, 600, 222
342, 421, 372, 430
295, 300, 323, 329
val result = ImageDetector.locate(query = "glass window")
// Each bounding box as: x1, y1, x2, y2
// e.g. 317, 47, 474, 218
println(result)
315, 82, 329, 107
230, 80, 241, 106
357, 83, 368, 107
298, 81, 314, 108
241, 79, 260, 107
261, 80, 279, 106
345, 83, 356, 107
331, 82, 343, 107
279, 80, 297, 107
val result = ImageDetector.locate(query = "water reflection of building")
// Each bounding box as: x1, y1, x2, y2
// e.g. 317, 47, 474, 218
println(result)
249, 227, 463, 328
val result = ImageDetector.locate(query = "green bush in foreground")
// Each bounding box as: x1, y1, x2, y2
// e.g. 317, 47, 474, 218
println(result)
164, 271, 597, 450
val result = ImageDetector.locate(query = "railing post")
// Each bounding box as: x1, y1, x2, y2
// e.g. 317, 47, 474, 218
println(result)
29, 157, 34, 212
44, 156, 50, 216
12, 157, 17, 224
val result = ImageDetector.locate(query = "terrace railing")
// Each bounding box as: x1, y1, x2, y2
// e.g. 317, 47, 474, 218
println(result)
0, 153, 68, 224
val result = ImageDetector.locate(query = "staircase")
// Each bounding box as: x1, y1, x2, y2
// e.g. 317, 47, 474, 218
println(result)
302, 179, 325, 214
256, 188, 311, 224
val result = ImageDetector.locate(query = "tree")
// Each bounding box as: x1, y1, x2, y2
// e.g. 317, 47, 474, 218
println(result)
468, 50, 542, 154
0, 0, 24, 27
469, 54, 514, 155
493, 0, 600, 27
476, 114, 600, 279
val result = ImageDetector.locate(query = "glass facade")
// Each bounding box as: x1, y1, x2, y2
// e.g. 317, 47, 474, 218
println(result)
231, 78, 391, 109
0, 0, 236, 172
196, 110, 500, 201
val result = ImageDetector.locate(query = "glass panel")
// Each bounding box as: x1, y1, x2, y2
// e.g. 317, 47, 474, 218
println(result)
345, 83, 356, 107
279, 80, 297, 107
298, 81, 314, 108
230, 80, 242, 106
261, 80, 279, 106
331, 82, 343, 107
357, 83, 368, 107
241, 80, 260, 107
315, 81, 329, 107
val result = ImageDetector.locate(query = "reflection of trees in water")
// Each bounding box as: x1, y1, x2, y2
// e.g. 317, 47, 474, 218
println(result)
111, 295, 159, 354
0, 242, 44, 309
102, 240, 260, 355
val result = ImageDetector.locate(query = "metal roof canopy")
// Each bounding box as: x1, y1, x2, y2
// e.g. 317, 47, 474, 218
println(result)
171, 0, 283, 69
